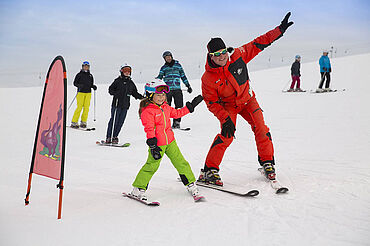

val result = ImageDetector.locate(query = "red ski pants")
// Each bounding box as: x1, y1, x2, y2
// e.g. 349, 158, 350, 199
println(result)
205, 97, 274, 170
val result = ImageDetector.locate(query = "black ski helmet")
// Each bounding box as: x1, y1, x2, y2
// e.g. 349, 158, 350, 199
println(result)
162, 51, 173, 59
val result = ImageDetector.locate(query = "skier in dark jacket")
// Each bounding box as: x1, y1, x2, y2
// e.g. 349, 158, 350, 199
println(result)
105, 64, 143, 144
288, 55, 302, 92
157, 51, 192, 129
71, 61, 97, 128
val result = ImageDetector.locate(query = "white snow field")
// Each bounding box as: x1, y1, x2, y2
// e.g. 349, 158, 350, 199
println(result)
1, 53, 370, 246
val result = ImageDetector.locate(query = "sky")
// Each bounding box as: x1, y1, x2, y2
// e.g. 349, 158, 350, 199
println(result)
0, 0, 369, 87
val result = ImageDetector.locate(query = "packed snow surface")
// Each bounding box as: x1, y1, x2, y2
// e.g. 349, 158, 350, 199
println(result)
1, 54, 369, 246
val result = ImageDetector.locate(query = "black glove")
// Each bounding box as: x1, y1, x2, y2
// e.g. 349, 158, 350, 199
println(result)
221, 116, 236, 138
138, 94, 144, 100
186, 95, 203, 113
92, 85, 97, 90
187, 86, 193, 94
329, 68, 332, 73
279, 12, 294, 34
146, 137, 162, 160
323, 67, 327, 72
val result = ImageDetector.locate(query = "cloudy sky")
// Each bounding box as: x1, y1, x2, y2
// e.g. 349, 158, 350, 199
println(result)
0, 0, 369, 87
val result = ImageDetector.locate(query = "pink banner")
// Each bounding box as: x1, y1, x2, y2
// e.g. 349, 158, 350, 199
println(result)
32, 57, 66, 180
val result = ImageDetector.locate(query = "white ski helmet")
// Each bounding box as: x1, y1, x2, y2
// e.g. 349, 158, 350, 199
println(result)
144, 78, 170, 98
120, 63, 131, 70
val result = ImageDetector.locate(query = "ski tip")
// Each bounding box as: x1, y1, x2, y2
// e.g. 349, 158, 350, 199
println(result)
276, 187, 289, 194
246, 190, 259, 197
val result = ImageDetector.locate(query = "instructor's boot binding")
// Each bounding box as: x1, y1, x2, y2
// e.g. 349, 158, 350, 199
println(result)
263, 163, 276, 180
198, 169, 223, 186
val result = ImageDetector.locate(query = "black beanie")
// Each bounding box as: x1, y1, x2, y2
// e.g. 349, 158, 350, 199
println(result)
207, 37, 226, 53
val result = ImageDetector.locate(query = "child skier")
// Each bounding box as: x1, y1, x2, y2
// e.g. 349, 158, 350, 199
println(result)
105, 64, 143, 144
288, 55, 303, 92
129, 79, 204, 201
71, 61, 97, 128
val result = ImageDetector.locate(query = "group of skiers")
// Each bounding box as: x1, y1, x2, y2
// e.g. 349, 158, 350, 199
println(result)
69, 12, 318, 201
288, 50, 332, 92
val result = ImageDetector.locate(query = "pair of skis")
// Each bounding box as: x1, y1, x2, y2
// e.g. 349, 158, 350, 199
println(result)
68, 126, 96, 131
96, 140, 130, 148
123, 169, 288, 206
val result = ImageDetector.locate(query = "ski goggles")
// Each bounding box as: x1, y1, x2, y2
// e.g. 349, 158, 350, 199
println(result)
209, 48, 227, 57
121, 66, 131, 73
145, 84, 170, 94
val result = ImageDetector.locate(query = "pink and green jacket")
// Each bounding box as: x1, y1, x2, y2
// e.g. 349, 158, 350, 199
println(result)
141, 102, 189, 146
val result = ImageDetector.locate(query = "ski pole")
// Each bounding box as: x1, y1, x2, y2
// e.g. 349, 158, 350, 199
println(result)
109, 99, 119, 144
318, 71, 327, 89
93, 90, 96, 121
67, 92, 78, 112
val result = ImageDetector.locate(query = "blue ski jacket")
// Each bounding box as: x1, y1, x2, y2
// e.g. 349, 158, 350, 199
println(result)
319, 55, 331, 72
157, 60, 190, 90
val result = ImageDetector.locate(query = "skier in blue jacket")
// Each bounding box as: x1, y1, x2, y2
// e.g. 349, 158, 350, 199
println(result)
157, 51, 192, 129
317, 51, 332, 92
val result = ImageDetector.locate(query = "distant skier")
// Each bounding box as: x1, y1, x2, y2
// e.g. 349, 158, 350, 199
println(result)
199, 12, 294, 186
317, 51, 332, 92
71, 61, 97, 128
105, 64, 143, 144
288, 55, 303, 92
129, 79, 203, 201
157, 51, 193, 129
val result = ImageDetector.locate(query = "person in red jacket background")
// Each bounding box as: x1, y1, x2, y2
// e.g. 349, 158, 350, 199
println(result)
199, 12, 294, 186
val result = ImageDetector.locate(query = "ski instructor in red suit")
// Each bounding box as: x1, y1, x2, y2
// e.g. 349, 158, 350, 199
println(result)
198, 12, 294, 186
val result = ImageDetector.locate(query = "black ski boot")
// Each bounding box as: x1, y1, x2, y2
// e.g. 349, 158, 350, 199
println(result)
262, 163, 276, 180
112, 137, 119, 144
105, 138, 112, 144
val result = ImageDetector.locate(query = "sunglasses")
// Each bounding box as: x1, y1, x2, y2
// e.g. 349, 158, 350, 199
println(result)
210, 48, 227, 57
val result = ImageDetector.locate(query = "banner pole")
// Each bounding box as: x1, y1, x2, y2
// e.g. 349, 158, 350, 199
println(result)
57, 180, 64, 219
25, 173, 33, 205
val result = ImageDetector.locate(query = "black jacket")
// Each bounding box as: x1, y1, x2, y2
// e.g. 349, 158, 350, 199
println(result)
109, 75, 143, 109
291, 61, 301, 76
73, 70, 95, 93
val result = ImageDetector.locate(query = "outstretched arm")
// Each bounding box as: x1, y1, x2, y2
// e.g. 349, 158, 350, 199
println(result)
238, 12, 293, 64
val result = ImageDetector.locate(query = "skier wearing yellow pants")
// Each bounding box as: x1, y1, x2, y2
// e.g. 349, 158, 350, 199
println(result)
71, 61, 97, 128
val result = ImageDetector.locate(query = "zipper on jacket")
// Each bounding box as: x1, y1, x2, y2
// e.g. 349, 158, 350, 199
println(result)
159, 106, 168, 145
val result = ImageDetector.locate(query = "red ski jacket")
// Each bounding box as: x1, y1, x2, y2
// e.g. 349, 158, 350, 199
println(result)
141, 102, 189, 146
201, 26, 283, 122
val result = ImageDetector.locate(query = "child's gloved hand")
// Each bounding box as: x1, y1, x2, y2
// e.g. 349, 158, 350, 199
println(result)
186, 95, 203, 113
146, 137, 162, 160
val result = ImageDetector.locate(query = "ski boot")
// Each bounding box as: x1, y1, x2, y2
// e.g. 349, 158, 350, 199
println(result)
198, 168, 223, 186
71, 122, 79, 129
316, 88, 324, 93
105, 138, 112, 144
112, 137, 119, 144
324, 88, 332, 92
130, 187, 147, 201
172, 121, 180, 129
287, 88, 294, 92
80, 121, 87, 128
187, 182, 204, 201
295, 88, 303, 92
262, 163, 276, 181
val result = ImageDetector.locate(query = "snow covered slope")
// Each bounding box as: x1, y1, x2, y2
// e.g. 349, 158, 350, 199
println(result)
0, 53, 369, 246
